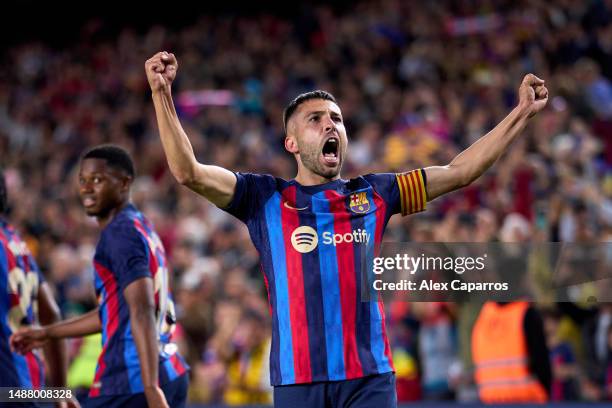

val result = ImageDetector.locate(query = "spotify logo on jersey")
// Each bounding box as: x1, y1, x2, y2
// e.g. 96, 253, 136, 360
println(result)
291, 226, 319, 253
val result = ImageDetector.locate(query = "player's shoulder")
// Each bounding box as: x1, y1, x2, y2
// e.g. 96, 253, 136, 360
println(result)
235, 172, 292, 201
0, 219, 10, 241
361, 172, 398, 182
349, 173, 398, 190
0, 219, 28, 252
0, 218, 16, 237
237, 172, 287, 189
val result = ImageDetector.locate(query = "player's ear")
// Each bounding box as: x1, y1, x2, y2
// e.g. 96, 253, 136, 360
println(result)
285, 135, 299, 154
284, 118, 299, 154
120, 175, 132, 193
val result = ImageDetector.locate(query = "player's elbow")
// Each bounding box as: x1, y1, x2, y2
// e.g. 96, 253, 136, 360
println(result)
172, 164, 200, 187
446, 163, 474, 189
174, 171, 195, 186
169, 160, 200, 186
459, 172, 476, 188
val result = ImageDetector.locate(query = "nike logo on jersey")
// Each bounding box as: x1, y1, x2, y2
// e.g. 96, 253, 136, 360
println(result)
284, 201, 309, 211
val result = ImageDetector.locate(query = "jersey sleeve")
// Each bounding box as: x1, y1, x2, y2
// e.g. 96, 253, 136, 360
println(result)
12, 236, 45, 285
365, 169, 428, 216
103, 223, 151, 291
222, 172, 278, 223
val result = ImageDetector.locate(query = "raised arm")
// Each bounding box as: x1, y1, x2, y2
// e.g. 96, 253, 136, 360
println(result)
424, 74, 548, 201
145, 51, 237, 208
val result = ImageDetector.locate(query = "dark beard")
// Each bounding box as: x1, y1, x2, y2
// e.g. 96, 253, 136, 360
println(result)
300, 150, 340, 180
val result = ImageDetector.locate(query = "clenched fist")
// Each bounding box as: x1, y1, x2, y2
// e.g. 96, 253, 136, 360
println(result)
518, 73, 549, 118
145, 51, 178, 93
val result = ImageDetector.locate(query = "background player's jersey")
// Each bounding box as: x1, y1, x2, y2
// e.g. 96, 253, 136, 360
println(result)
0, 219, 45, 388
90, 204, 188, 397
224, 170, 427, 385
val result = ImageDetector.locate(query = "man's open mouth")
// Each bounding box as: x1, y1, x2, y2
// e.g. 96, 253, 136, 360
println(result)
322, 138, 339, 165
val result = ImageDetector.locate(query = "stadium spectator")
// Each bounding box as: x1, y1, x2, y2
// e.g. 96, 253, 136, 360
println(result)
472, 301, 551, 403
414, 302, 458, 400
222, 308, 272, 405
543, 308, 580, 401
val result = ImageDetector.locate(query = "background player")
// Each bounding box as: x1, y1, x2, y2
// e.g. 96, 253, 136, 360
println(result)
11, 146, 189, 408
1, 169, 77, 408
145, 51, 548, 407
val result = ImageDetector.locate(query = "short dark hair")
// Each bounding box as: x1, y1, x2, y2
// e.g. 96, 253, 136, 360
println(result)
0, 168, 6, 215
81, 144, 135, 178
283, 90, 337, 133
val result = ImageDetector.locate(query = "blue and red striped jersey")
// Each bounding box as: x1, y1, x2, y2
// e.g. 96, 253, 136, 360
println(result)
90, 204, 188, 397
224, 170, 427, 385
0, 219, 45, 388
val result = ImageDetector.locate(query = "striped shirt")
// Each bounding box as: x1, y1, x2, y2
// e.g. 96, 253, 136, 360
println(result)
90, 204, 188, 397
224, 170, 427, 385
0, 219, 45, 388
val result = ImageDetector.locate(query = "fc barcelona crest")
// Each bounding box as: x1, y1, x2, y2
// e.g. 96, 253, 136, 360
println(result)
349, 192, 370, 214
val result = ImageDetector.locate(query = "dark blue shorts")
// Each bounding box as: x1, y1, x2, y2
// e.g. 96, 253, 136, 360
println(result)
274, 372, 396, 408
83, 374, 188, 408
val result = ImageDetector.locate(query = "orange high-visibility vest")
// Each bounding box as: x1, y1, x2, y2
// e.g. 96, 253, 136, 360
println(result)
472, 301, 548, 404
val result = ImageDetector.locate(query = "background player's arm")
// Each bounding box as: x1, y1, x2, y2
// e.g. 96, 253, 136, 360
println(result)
424, 74, 548, 201
10, 309, 101, 353
145, 51, 237, 208
123, 277, 169, 408
38, 284, 82, 408
37, 282, 67, 387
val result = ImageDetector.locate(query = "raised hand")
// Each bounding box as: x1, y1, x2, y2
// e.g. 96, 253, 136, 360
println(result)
518, 73, 549, 118
145, 51, 178, 94
9, 326, 49, 354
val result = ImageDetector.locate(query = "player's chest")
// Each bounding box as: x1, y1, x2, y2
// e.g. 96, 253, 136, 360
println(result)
253, 188, 386, 254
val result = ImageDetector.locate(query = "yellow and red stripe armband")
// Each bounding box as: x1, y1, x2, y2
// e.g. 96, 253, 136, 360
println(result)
396, 169, 427, 216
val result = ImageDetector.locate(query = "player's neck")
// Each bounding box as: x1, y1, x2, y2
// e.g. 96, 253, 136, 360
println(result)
96, 201, 130, 229
294, 171, 340, 186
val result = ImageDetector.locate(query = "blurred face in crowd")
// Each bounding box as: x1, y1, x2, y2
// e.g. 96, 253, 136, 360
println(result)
543, 315, 559, 344
233, 315, 268, 351
78, 158, 130, 220
285, 98, 348, 180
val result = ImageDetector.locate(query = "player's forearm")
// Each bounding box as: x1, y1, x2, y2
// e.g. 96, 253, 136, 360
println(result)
38, 291, 67, 387
45, 309, 102, 339
42, 338, 67, 387
38, 283, 66, 387
129, 305, 159, 389
151, 89, 200, 185
449, 105, 530, 186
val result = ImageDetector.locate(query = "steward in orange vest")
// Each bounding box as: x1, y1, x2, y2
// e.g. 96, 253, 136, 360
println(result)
472, 301, 551, 403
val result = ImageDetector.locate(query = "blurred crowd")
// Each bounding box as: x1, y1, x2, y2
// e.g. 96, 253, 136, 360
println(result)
0, 0, 611, 404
